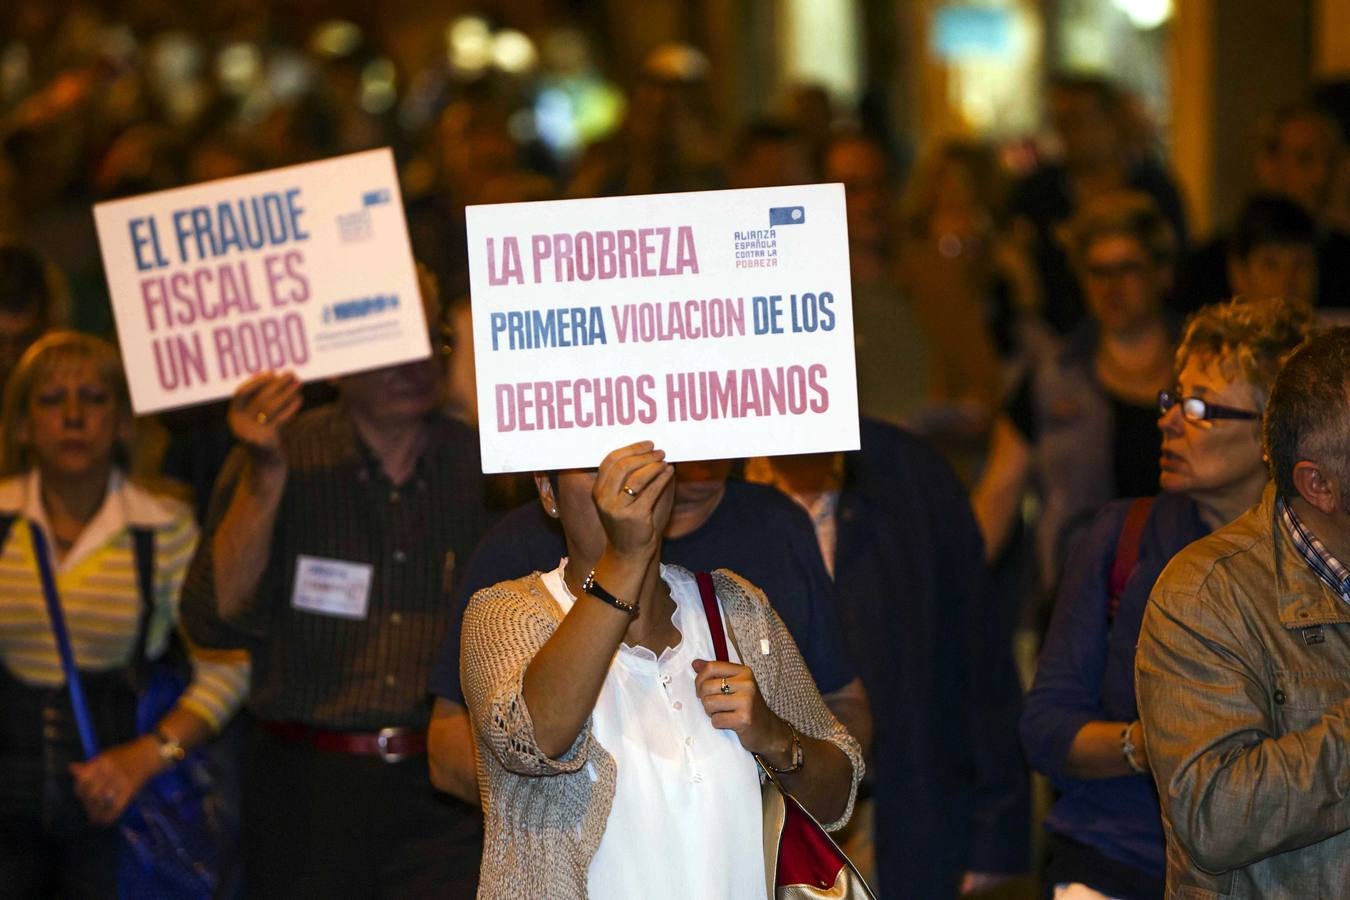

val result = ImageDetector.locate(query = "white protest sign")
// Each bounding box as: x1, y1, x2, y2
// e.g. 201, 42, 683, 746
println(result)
94, 148, 428, 414
466, 183, 859, 473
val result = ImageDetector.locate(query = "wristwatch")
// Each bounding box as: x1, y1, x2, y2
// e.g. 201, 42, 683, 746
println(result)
767, 726, 804, 774
153, 727, 186, 765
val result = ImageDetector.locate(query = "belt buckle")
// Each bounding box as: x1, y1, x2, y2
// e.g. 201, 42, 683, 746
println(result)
376, 726, 409, 763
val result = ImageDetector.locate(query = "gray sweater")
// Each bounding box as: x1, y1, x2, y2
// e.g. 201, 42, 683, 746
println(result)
461, 567, 863, 900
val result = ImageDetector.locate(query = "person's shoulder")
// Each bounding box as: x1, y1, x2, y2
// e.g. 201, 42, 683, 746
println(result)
466, 571, 553, 615
0, 475, 23, 516
856, 416, 947, 474
709, 568, 771, 618
122, 477, 195, 533
1151, 505, 1267, 606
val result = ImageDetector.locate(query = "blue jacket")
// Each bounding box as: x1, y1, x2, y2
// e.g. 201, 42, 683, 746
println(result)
834, 418, 1030, 896
1021, 491, 1208, 878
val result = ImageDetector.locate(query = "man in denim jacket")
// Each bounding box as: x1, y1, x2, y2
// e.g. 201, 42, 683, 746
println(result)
1137, 328, 1350, 897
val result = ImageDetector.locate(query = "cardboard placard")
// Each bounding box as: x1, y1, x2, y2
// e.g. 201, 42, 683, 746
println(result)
95, 148, 428, 414
466, 183, 859, 472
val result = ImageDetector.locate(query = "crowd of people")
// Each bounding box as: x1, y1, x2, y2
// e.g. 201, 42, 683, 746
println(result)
4, 6, 1350, 900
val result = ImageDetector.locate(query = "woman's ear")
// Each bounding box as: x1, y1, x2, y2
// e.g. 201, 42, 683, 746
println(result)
534, 473, 558, 517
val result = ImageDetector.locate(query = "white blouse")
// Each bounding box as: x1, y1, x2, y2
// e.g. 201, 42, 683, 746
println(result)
541, 560, 766, 900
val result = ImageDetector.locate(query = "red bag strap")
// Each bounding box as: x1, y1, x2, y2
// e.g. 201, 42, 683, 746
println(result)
1108, 497, 1154, 621
695, 571, 730, 663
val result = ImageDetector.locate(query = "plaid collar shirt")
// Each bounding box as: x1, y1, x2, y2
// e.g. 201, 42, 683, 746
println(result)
1278, 495, 1350, 603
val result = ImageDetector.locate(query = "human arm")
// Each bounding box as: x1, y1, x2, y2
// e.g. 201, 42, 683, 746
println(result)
518, 445, 674, 758
821, 677, 871, 760
428, 697, 479, 805
699, 573, 864, 831
971, 414, 1033, 562
208, 373, 302, 623
72, 510, 249, 825
1021, 501, 1142, 781
460, 443, 674, 769
1136, 576, 1350, 873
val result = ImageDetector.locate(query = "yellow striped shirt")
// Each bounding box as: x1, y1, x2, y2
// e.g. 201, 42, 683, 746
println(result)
0, 470, 249, 730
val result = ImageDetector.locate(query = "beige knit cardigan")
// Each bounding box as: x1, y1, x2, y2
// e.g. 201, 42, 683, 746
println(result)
461, 566, 864, 900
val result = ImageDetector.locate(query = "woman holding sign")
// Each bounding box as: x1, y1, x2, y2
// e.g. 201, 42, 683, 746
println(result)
460, 441, 863, 899
0, 332, 247, 896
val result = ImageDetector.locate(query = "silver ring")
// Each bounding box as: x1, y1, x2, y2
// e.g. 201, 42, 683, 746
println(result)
719, 677, 732, 695
622, 484, 637, 497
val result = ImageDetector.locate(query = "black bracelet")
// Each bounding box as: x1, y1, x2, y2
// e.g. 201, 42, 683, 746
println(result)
581, 569, 639, 615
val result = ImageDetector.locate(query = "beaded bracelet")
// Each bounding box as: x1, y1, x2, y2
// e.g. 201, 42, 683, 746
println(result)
581, 569, 639, 615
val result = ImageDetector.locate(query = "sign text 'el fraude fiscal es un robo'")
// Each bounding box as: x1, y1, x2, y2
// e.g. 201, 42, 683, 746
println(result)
95, 149, 428, 414
466, 184, 860, 473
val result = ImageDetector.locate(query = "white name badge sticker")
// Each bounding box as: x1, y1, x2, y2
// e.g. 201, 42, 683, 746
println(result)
291, 555, 374, 620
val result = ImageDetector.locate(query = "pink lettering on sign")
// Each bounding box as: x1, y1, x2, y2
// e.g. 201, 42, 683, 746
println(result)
485, 226, 700, 286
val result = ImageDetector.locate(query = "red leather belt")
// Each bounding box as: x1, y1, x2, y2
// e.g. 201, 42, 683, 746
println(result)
260, 720, 427, 763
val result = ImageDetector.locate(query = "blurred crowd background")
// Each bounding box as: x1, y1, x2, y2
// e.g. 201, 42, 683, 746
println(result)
3, 2, 1350, 895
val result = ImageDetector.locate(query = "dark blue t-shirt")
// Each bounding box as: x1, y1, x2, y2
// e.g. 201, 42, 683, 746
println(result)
428, 479, 856, 702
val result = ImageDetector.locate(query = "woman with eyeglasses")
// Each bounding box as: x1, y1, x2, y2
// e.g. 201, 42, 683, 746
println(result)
1020, 296, 1315, 900
974, 191, 1179, 593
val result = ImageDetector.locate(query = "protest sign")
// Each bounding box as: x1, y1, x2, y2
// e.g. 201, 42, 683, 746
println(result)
466, 183, 859, 473
94, 148, 428, 414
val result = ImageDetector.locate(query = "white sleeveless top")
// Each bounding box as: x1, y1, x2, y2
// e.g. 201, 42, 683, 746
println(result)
541, 561, 766, 900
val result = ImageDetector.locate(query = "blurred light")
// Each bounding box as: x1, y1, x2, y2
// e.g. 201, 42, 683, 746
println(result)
217, 43, 262, 96
447, 16, 492, 74
101, 26, 138, 66
360, 57, 397, 114
311, 20, 362, 58
152, 33, 201, 84
642, 43, 710, 83
1, 43, 31, 103
534, 77, 624, 157
268, 50, 314, 103
492, 30, 537, 74
933, 6, 1013, 60
1112, 0, 1173, 29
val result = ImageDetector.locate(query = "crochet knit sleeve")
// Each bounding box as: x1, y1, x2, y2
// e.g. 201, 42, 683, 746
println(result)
715, 569, 864, 832
460, 576, 591, 776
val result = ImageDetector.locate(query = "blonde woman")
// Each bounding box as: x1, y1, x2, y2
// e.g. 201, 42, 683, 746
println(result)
0, 331, 247, 896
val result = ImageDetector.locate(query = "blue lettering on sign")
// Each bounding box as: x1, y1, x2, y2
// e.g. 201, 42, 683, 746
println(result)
363, 189, 391, 207
768, 206, 805, 226
324, 293, 400, 323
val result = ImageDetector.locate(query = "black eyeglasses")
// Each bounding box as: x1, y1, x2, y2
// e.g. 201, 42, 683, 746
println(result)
1158, 389, 1260, 423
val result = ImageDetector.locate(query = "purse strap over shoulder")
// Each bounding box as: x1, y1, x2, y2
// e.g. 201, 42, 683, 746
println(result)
694, 571, 730, 663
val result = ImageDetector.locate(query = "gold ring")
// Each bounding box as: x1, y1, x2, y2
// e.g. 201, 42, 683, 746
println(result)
719, 677, 732, 695
255, 411, 269, 425
622, 484, 637, 497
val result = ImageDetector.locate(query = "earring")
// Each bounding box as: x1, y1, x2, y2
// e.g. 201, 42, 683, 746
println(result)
550, 506, 558, 516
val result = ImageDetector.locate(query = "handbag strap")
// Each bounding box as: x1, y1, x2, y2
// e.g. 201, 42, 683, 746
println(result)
28, 522, 102, 759
128, 527, 156, 682
694, 571, 729, 663
1108, 497, 1154, 623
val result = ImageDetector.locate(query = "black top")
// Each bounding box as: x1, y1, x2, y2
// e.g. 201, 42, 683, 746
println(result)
1109, 394, 1162, 498
427, 479, 857, 703
1005, 373, 1161, 499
